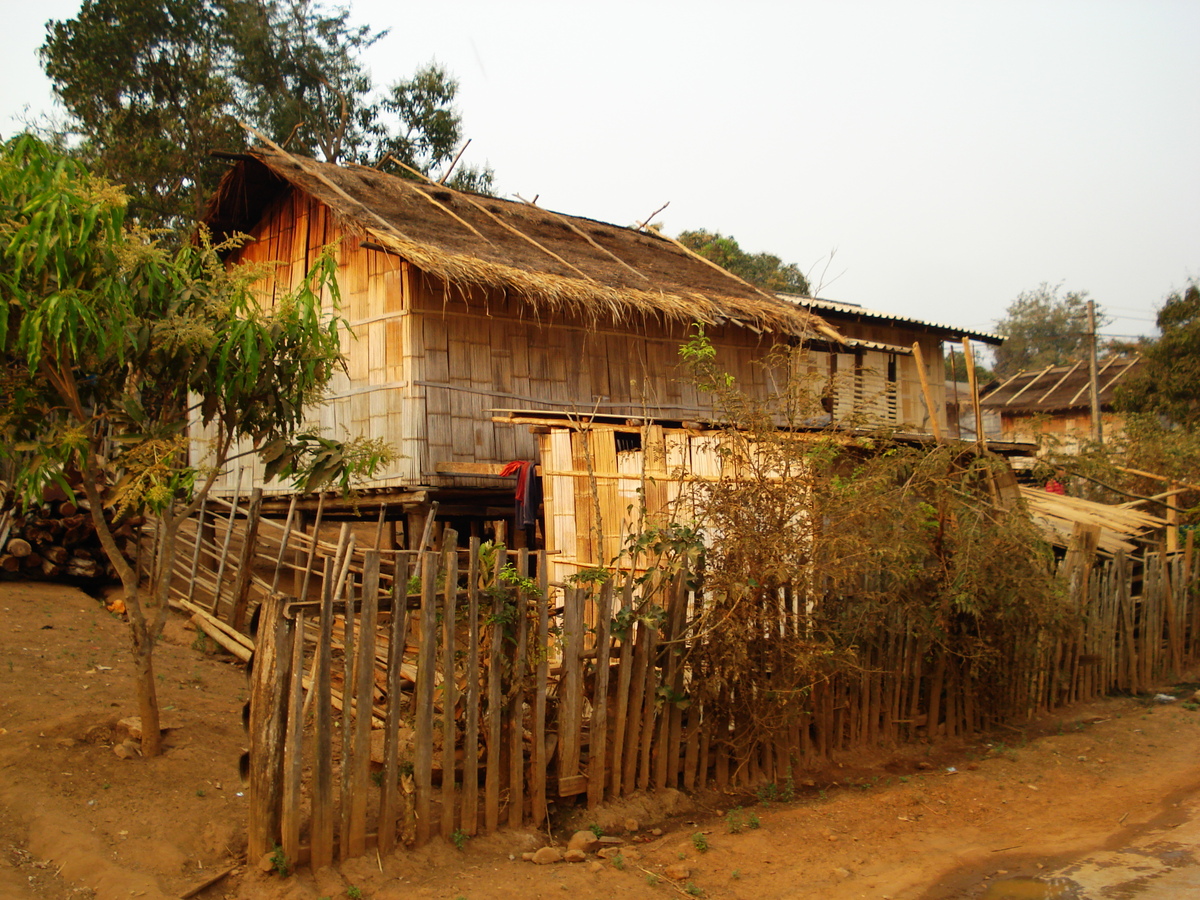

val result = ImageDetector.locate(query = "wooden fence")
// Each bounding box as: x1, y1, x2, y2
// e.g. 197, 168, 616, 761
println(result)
162, 496, 1200, 866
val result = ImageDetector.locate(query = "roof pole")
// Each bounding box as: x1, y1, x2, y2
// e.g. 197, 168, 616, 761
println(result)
1087, 299, 1103, 445
962, 337, 985, 455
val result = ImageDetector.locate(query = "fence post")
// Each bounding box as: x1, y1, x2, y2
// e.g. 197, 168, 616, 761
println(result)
246, 591, 293, 861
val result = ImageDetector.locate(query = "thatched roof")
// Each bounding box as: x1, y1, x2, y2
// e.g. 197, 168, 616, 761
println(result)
204, 146, 842, 342
981, 356, 1143, 414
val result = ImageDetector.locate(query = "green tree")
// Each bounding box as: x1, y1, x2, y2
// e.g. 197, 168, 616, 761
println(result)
992, 283, 1104, 378
1117, 279, 1200, 429
40, 0, 242, 225
38, 0, 493, 228
678, 229, 811, 296
0, 135, 388, 755
944, 353, 995, 384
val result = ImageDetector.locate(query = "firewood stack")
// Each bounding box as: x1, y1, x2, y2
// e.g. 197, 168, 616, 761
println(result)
0, 481, 140, 584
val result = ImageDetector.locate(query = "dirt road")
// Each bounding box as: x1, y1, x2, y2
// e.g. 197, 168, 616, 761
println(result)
2, 580, 1198, 900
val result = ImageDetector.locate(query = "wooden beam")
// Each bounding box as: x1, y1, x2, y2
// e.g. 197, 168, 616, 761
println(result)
384, 156, 598, 283
516, 193, 649, 280
910, 341, 943, 443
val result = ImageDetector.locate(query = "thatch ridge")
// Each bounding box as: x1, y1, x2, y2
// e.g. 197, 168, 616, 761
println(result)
204, 147, 841, 341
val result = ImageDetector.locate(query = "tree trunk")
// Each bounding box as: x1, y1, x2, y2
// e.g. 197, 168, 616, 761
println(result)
134, 621, 162, 757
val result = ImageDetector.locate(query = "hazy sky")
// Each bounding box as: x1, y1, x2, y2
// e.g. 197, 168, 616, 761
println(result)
3, 1, 1197, 347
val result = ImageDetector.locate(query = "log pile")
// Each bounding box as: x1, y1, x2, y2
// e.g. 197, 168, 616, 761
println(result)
0, 482, 140, 583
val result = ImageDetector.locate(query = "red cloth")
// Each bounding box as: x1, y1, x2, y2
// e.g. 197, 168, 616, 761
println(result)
1045, 479, 1065, 495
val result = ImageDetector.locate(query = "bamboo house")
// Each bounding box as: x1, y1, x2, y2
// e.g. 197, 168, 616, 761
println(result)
198, 145, 1001, 552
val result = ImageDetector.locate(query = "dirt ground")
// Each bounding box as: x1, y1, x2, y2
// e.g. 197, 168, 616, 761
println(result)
2, 580, 1199, 900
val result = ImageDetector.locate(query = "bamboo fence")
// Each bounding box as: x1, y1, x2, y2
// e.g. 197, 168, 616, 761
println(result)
164, 498, 1199, 866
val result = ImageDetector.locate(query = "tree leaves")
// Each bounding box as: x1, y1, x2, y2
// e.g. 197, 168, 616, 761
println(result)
1116, 279, 1200, 429
39, 0, 494, 230
677, 229, 811, 296
992, 283, 1105, 378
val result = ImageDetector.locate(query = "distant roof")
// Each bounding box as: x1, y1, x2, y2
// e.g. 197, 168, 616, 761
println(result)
204, 145, 841, 343
778, 295, 1004, 345
980, 356, 1143, 413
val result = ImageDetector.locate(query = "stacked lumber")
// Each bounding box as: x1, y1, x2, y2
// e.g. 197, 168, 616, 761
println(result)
1020, 486, 1166, 554
0, 483, 139, 583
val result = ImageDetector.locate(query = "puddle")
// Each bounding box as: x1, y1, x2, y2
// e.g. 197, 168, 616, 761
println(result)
980, 877, 1076, 899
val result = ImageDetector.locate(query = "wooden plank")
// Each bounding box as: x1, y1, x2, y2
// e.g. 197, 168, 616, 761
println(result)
377, 555, 410, 856
531, 552, 550, 826
558, 584, 585, 794
414, 550, 440, 845
347, 552, 380, 857
587, 579, 615, 807
441, 535, 460, 841
508, 549, 530, 826
461, 539, 481, 836
310, 562, 336, 869
280, 610, 306, 865
246, 591, 291, 860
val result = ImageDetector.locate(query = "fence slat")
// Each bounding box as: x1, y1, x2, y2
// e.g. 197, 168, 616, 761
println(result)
337, 571, 357, 859
414, 550, 439, 845
622, 618, 649, 795
587, 579, 614, 807
347, 552, 380, 857
378, 555, 410, 856
442, 535, 460, 841
484, 554, 504, 832
609, 579, 635, 798
247, 590, 291, 860
280, 610, 306, 864
310, 561, 336, 869
637, 616, 660, 792
558, 584, 585, 794
462, 539, 481, 836
530, 552, 550, 825
508, 549, 530, 826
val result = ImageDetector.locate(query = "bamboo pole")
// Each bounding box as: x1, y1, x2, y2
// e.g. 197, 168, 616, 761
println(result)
911, 342, 943, 443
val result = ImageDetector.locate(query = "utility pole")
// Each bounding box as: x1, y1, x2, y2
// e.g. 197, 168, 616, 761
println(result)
1087, 299, 1102, 444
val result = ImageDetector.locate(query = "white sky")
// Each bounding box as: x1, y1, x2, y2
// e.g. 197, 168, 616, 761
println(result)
3, 1, 1198, 346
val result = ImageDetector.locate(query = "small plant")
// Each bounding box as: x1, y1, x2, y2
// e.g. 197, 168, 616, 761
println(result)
588, 823, 604, 838
269, 844, 291, 877
692, 832, 708, 853
756, 782, 779, 804
731, 869, 742, 880
196, 789, 206, 797
726, 807, 744, 834
748, 813, 760, 830
611, 852, 625, 870
645, 874, 659, 885
346, 887, 363, 900
685, 883, 704, 897
451, 828, 469, 850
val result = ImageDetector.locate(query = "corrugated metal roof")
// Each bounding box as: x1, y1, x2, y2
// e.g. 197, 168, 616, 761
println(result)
777, 293, 1004, 345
